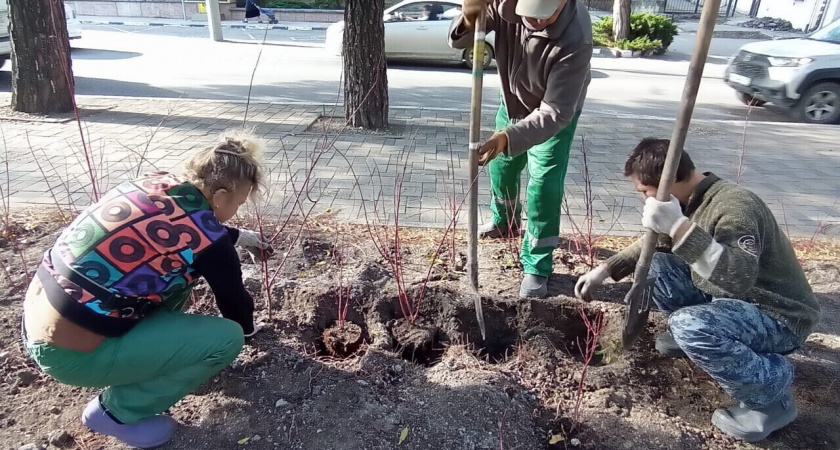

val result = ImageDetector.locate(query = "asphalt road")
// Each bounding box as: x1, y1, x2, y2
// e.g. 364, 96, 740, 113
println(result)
0, 24, 796, 124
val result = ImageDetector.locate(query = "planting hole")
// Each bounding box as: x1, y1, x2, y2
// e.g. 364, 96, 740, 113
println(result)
390, 318, 444, 367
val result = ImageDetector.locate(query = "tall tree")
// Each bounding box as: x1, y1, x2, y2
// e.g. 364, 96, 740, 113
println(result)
9, 0, 75, 114
343, 0, 389, 129
613, 0, 631, 42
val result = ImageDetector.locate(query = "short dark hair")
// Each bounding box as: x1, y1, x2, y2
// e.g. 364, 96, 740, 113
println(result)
624, 138, 695, 187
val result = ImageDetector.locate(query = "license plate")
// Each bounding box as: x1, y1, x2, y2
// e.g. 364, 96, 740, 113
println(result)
730, 74, 751, 86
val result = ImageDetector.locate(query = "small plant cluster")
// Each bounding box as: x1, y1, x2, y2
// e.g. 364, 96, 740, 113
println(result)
563, 136, 622, 270
593, 13, 679, 55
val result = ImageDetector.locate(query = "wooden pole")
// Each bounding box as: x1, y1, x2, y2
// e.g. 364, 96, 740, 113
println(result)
468, 10, 487, 340
622, 0, 723, 349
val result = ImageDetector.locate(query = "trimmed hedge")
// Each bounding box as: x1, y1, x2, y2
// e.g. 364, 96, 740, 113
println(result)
593, 13, 678, 55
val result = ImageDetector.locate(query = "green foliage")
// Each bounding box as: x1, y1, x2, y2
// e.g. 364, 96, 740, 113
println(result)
616, 36, 664, 53
593, 13, 678, 55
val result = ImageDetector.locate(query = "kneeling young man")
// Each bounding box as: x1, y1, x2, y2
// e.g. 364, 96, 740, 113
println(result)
576, 138, 820, 442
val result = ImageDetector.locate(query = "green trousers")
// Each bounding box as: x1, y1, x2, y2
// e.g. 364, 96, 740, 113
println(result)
489, 104, 580, 277
23, 294, 244, 424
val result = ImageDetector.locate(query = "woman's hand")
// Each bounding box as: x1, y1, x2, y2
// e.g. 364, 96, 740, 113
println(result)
236, 229, 274, 263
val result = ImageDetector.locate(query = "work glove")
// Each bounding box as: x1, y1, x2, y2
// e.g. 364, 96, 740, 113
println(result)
244, 321, 266, 339
462, 0, 492, 29
236, 229, 274, 263
478, 131, 508, 166
574, 264, 610, 301
642, 195, 690, 238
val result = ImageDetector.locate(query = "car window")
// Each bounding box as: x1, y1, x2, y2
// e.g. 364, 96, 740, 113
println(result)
810, 19, 840, 44
387, 2, 460, 22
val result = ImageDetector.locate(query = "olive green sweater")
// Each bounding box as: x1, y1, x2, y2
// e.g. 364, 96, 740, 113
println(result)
606, 174, 820, 340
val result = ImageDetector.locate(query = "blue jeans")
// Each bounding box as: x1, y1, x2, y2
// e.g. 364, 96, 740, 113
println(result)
649, 252, 803, 409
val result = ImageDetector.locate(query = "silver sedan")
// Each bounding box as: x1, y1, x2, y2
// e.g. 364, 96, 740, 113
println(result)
325, 0, 496, 69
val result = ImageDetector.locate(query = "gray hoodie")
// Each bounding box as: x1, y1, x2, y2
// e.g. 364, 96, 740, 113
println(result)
449, 0, 592, 156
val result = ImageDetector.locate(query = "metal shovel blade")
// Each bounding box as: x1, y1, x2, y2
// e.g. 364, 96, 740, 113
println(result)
622, 276, 653, 350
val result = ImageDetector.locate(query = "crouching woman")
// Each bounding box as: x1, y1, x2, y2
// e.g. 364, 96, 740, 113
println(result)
21, 132, 272, 448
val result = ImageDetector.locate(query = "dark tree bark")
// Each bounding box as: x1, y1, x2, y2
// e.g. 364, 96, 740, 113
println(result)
343, 0, 388, 129
613, 0, 631, 42
9, 0, 75, 114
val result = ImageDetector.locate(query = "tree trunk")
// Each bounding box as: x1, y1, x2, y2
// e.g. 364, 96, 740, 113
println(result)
343, 0, 388, 129
9, 0, 75, 114
613, 0, 631, 42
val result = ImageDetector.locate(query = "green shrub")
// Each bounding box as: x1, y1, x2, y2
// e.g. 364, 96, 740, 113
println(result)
266, 0, 312, 8
265, 0, 344, 8
593, 13, 678, 55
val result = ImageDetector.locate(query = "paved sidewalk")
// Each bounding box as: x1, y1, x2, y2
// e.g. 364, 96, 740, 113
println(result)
78, 15, 330, 30
1, 95, 837, 237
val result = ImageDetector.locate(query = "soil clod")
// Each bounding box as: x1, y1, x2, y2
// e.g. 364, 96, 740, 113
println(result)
321, 322, 364, 358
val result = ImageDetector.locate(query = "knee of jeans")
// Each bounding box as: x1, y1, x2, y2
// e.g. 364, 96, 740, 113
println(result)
668, 306, 714, 348
650, 252, 673, 275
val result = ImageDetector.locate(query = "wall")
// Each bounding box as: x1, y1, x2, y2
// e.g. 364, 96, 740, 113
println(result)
753, 0, 822, 30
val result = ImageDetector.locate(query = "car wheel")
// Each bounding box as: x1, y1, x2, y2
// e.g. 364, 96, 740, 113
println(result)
796, 82, 840, 125
736, 91, 766, 107
465, 45, 494, 70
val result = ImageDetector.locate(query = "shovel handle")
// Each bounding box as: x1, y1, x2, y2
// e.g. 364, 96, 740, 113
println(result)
622, 0, 723, 349
468, 10, 487, 340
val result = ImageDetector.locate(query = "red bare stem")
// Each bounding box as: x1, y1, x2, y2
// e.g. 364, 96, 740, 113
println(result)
571, 308, 604, 431
410, 169, 479, 323
498, 409, 508, 450
49, 0, 99, 202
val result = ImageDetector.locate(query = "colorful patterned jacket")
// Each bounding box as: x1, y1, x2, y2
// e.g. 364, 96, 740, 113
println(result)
37, 172, 255, 336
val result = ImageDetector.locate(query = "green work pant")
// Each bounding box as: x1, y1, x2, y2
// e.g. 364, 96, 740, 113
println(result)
489, 104, 580, 277
23, 301, 244, 424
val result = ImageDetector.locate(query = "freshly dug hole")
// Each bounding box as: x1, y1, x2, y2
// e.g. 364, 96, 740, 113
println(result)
321, 322, 364, 358
390, 318, 443, 366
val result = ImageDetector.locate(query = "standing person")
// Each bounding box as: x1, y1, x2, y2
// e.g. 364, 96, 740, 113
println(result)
21, 132, 274, 449
244, 0, 278, 24
576, 138, 820, 442
449, 0, 592, 298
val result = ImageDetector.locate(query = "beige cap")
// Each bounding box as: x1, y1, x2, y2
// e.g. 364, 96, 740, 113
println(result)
515, 0, 563, 19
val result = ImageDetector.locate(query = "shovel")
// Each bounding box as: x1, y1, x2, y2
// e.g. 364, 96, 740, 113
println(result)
622, 0, 723, 349
468, 10, 487, 340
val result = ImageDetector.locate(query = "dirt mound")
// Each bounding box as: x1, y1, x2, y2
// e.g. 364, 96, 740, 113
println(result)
1, 226, 839, 449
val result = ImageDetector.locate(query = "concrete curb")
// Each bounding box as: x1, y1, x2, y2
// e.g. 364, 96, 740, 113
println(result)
79, 19, 329, 31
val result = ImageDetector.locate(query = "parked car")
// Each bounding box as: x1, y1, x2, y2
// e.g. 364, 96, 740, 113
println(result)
325, 0, 496, 69
0, 3, 82, 68
724, 17, 840, 125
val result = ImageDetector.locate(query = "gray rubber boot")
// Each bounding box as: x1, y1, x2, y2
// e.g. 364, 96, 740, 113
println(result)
479, 221, 521, 239
712, 390, 797, 442
655, 331, 687, 358
519, 274, 548, 299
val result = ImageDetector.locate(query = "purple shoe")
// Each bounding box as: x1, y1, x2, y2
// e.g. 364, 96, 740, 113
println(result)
82, 396, 178, 449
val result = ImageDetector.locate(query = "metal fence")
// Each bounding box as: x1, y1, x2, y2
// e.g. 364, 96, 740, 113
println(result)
585, 0, 738, 17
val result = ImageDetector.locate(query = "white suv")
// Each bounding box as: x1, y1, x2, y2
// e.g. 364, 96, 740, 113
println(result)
724, 18, 840, 125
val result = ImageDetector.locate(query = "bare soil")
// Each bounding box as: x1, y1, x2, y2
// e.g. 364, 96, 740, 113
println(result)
1, 217, 838, 450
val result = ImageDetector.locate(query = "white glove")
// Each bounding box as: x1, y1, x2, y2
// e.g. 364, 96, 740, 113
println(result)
575, 264, 610, 301
244, 321, 265, 338
642, 196, 689, 237
236, 229, 274, 262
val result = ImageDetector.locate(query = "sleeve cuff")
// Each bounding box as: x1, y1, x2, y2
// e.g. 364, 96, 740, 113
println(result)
225, 226, 241, 245
605, 253, 636, 282
672, 223, 713, 264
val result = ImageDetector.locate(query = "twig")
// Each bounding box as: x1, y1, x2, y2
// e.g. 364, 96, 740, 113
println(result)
736, 102, 754, 185
499, 408, 508, 450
